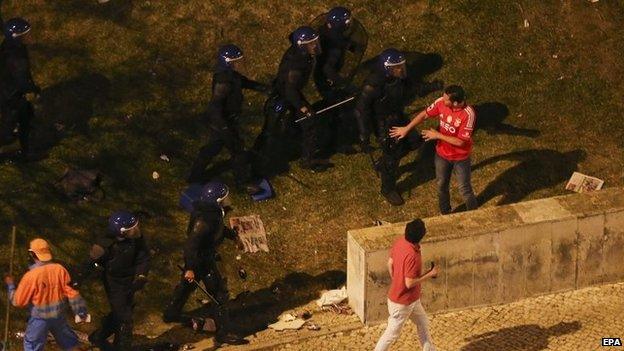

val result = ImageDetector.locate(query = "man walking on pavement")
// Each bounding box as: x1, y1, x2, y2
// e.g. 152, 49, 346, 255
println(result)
4, 238, 89, 351
390, 85, 478, 214
374, 219, 438, 351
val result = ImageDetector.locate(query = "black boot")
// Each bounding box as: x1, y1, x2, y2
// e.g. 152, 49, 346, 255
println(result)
382, 190, 404, 206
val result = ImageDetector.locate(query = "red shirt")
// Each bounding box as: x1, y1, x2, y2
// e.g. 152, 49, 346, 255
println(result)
425, 97, 476, 161
387, 237, 422, 305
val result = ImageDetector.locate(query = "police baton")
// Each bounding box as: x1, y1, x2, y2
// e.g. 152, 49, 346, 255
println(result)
176, 265, 220, 306
295, 96, 355, 123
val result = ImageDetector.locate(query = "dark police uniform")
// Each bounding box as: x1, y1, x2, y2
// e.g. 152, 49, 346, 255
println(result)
355, 69, 423, 195
78, 233, 150, 350
188, 68, 268, 184
0, 36, 39, 156
255, 45, 320, 166
163, 202, 237, 336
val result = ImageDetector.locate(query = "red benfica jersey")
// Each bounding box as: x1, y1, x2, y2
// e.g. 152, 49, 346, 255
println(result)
425, 97, 476, 161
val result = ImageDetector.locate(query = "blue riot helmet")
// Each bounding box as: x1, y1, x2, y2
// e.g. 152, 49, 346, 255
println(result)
379, 48, 407, 79
291, 26, 321, 56
217, 44, 244, 71
199, 181, 231, 208
326, 7, 352, 30
4, 18, 31, 40
108, 211, 141, 239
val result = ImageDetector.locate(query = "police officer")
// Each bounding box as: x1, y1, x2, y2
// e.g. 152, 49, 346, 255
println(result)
255, 26, 330, 171
0, 18, 40, 159
163, 181, 248, 346
313, 7, 367, 154
355, 48, 423, 206
188, 44, 269, 195
74, 211, 150, 350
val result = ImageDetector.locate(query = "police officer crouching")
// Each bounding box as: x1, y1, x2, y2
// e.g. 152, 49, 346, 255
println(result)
0, 18, 40, 160
163, 181, 248, 346
73, 211, 151, 350
188, 44, 270, 195
255, 26, 332, 172
355, 49, 424, 206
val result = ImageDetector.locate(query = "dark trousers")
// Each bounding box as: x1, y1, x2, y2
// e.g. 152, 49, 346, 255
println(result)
254, 96, 318, 162
317, 88, 357, 151
379, 130, 423, 193
163, 268, 231, 333
90, 277, 135, 351
434, 153, 478, 214
189, 124, 252, 184
0, 96, 33, 154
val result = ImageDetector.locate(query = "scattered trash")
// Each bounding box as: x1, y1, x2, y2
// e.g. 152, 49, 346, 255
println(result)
160, 154, 170, 162
152, 171, 160, 180
589, 0, 599, 2
373, 220, 391, 226
282, 206, 287, 211
321, 302, 354, 315
268, 313, 306, 331
557, 75, 565, 80
180, 345, 196, 351
401, 35, 406, 42
306, 321, 321, 331
316, 286, 348, 307
523, 19, 530, 28
236, 255, 242, 260
552, 54, 558, 59
238, 267, 247, 280
565, 172, 604, 193
298, 310, 312, 320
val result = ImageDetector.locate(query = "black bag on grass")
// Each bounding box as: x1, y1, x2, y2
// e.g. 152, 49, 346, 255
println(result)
54, 167, 104, 202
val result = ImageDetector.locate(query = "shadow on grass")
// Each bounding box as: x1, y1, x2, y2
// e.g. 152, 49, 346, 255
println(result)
472, 149, 586, 207
474, 102, 540, 138
50, 0, 136, 27
145, 270, 346, 346
461, 321, 581, 351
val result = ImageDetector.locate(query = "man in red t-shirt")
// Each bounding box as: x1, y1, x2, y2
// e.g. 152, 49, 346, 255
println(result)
390, 85, 478, 214
374, 219, 439, 351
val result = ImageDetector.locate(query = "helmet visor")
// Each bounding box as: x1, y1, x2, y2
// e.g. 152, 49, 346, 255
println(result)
388, 61, 407, 79
120, 222, 141, 239
218, 191, 231, 208
303, 38, 321, 56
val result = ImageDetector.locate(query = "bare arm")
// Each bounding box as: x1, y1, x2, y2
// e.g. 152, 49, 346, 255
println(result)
387, 257, 393, 277
404, 265, 439, 289
422, 129, 466, 147
389, 109, 428, 140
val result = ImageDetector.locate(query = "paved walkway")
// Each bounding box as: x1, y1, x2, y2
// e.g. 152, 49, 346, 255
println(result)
222, 282, 624, 350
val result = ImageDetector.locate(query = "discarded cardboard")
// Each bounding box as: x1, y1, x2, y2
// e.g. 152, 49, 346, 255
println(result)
229, 215, 269, 253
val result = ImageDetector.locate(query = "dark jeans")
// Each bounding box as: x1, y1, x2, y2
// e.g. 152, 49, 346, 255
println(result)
434, 153, 478, 214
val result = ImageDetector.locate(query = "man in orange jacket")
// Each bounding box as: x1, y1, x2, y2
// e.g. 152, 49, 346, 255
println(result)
4, 238, 89, 351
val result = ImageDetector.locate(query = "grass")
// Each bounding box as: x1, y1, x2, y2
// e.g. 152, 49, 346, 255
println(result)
0, 0, 623, 346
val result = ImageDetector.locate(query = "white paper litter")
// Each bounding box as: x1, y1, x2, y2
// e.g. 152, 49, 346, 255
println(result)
152, 171, 160, 179
316, 286, 348, 307
268, 313, 306, 331
160, 154, 170, 162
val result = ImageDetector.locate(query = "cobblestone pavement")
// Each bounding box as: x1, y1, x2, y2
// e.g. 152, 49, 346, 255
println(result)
222, 282, 624, 351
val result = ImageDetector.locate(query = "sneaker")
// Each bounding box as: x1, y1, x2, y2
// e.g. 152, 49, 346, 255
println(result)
382, 190, 404, 206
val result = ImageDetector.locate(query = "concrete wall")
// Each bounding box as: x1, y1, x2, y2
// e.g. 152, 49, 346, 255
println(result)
347, 188, 624, 325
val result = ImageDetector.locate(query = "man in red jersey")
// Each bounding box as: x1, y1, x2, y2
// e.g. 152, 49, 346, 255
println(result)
374, 219, 438, 351
390, 85, 478, 214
